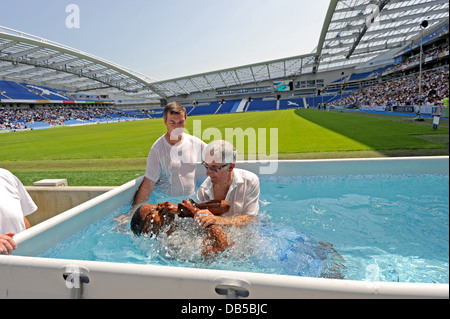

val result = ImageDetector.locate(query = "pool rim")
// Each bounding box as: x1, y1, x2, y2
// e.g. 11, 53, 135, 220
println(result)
1, 156, 448, 299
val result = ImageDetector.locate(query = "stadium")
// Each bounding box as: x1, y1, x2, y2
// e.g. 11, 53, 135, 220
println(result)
0, 0, 449, 300
1, 1, 449, 128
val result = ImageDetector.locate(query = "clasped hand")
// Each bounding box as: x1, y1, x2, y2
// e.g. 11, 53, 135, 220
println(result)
194, 210, 220, 229
0, 233, 17, 255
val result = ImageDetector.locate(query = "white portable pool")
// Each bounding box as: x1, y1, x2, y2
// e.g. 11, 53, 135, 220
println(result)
1, 157, 448, 299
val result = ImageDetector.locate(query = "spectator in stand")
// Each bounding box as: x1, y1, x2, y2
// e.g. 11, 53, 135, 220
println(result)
1, 106, 135, 131
330, 67, 449, 109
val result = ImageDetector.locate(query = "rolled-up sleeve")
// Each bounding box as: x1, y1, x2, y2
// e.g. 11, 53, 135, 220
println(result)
16, 177, 37, 217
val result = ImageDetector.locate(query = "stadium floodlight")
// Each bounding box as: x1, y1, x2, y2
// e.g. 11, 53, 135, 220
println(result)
421, 20, 429, 29
415, 20, 429, 122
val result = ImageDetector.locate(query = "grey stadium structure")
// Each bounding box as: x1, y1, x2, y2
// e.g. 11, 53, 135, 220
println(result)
0, 0, 448, 118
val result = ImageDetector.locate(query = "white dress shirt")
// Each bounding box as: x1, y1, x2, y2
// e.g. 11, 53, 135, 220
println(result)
197, 168, 260, 217
145, 133, 206, 197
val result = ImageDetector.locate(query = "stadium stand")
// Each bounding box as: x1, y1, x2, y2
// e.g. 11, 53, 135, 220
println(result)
20, 83, 73, 100
2, 52, 447, 133
26, 121, 52, 130
0, 91, 11, 99
189, 101, 221, 116
121, 110, 152, 119
279, 98, 305, 110
306, 95, 343, 108
148, 111, 164, 119
246, 98, 277, 112
215, 100, 239, 114
329, 67, 449, 109
1, 9, 448, 132
348, 65, 393, 82
231, 100, 248, 113
0, 106, 139, 131
0, 80, 44, 100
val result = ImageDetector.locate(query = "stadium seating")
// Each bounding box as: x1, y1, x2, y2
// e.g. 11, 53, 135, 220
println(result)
121, 110, 151, 119
246, 98, 277, 112
0, 80, 43, 100
0, 92, 10, 99
330, 67, 448, 109
25, 121, 52, 130
280, 98, 305, 110
348, 65, 392, 82
149, 112, 164, 119
189, 102, 221, 116
229, 100, 245, 113
279, 98, 305, 110
326, 94, 353, 105
216, 100, 240, 114
2, 52, 448, 132
228, 101, 238, 113
20, 83, 73, 100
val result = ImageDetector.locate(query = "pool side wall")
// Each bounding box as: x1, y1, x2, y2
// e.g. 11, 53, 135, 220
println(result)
1, 157, 449, 299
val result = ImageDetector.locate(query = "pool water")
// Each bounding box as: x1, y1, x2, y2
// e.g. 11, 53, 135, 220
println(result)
40, 173, 449, 284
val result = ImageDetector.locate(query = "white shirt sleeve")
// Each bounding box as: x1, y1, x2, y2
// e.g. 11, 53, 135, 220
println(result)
144, 146, 161, 183
15, 175, 37, 217
0, 169, 37, 234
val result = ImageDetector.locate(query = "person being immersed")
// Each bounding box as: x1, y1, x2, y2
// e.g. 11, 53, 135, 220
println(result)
130, 140, 260, 257
130, 199, 234, 257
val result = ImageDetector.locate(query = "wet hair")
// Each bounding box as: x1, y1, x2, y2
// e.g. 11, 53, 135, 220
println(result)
204, 140, 237, 164
130, 204, 145, 236
164, 102, 186, 121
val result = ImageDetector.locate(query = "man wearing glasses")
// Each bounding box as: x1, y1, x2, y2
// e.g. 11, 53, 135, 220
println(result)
196, 140, 260, 228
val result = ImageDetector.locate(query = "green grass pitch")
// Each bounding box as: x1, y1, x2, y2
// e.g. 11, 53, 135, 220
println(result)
0, 109, 448, 186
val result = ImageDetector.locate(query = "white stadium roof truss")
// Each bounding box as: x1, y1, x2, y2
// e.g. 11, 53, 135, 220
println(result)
0, 26, 161, 100
317, 0, 449, 71
0, 0, 448, 101
148, 55, 316, 98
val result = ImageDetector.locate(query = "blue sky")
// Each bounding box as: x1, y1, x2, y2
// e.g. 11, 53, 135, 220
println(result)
0, 0, 330, 81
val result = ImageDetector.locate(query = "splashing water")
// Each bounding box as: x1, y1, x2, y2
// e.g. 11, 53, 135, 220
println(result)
127, 209, 344, 279
40, 174, 449, 283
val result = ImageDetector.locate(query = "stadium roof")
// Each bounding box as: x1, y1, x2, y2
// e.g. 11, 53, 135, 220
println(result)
1, 0, 448, 100
317, 0, 449, 71
0, 26, 162, 100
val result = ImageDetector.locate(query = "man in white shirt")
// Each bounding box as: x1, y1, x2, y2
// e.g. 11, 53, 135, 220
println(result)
0, 168, 37, 255
132, 102, 207, 209
196, 140, 260, 228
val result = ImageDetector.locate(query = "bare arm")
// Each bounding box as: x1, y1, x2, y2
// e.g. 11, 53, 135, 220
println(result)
0, 216, 32, 254
196, 210, 255, 228
113, 177, 156, 228
24, 217, 31, 229
0, 233, 17, 255
215, 215, 255, 227
132, 177, 156, 212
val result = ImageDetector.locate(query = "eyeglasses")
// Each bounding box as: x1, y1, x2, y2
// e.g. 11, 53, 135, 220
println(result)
202, 161, 229, 173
